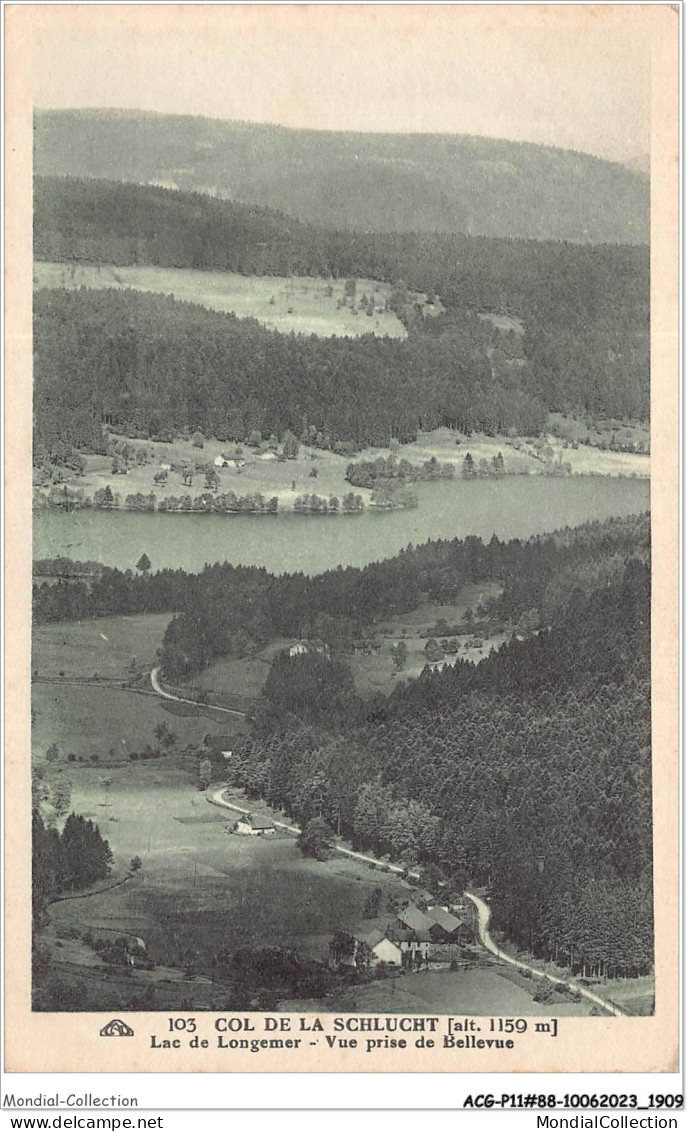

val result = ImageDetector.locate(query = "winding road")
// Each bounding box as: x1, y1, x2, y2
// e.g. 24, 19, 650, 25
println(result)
465, 891, 627, 1017
150, 667, 247, 719
208, 787, 421, 878
210, 788, 626, 1016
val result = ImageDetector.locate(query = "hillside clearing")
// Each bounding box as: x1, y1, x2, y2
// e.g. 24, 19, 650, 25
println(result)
32, 613, 173, 680
34, 262, 416, 339
43, 764, 411, 971
31, 682, 242, 762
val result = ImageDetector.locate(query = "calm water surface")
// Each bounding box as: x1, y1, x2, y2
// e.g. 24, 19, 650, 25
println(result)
34, 477, 650, 576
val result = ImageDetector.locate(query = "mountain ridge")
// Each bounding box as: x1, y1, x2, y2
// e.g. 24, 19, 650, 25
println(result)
34, 109, 649, 245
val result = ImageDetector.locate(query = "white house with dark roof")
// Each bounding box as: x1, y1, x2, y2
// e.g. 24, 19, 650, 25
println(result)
289, 638, 331, 659
235, 813, 276, 836
352, 927, 403, 967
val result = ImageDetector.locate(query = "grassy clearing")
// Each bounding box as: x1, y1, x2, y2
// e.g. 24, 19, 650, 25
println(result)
187, 639, 289, 700
546, 414, 650, 478
34, 262, 413, 340
44, 764, 410, 972
348, 585, 505, 695
74, 437, 373, 514
292, 967, 593, 1016
477, 312, 525, 334
32, 613, 173, 680
358, 427, 540, 477
31, 613, 245, 760
31, 682, 233, 762
178, 586, 506, 701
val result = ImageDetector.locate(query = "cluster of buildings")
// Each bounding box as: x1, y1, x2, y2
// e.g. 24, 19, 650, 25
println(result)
347, 897, 472, 970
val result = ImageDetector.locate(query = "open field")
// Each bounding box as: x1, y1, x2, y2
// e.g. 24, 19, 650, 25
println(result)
43, 764, 411, 973
34, 262, 414, 339
371, 427, 649, 481
32, 613, 173, 680
286, 967, 593, 1016
32, 611, 247, 760
347, 586, 506, 695
187, 639, 290, 700
31, 682, 238, 762
63, 437, 375, 514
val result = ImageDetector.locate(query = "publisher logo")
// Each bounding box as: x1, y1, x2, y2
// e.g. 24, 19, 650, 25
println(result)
100, 1019, 134, 1037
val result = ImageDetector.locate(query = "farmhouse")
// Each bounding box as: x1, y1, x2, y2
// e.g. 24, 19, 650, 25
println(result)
214, 455, 246, 469
351, 639, 382, 655
388, 926, 431, 966
396, 903, 434, 934
426, 906, 469, 943
203, 733, 234, 760
352, 928, 403, 967
289, 639, 331, 659
349, 919, 432, 969
235, 812, 276, 837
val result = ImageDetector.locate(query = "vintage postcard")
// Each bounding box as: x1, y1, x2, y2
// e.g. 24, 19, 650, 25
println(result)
3, 3, 680, 1076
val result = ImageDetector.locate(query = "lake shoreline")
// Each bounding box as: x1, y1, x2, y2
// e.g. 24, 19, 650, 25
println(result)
33, 477, 651, 576
34, 466, 649, 519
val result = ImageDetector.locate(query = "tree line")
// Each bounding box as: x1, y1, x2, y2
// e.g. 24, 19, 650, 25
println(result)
33, 287, 545, 460
33, 177, 649, 461
32, 810, 113, 925
229, 546, 652, 978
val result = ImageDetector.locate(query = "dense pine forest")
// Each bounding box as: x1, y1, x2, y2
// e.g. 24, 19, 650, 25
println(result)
229, 521, 652, 978
34, 287, 528, 455
32, 810, 113, 924
33, 178, 649, 459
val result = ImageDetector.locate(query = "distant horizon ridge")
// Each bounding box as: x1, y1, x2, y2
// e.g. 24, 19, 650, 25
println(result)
34, 106, 648, 171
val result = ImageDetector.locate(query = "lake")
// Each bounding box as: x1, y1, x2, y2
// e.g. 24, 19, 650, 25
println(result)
34, 476, 650, 576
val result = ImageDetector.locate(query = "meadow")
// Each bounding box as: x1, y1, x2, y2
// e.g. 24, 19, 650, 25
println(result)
327, 967, 593, 1017
33, 613, 173, 680
70, 438, 373, 515
34, 262, 412, 339
44, 763, 411, 972
344, 586, 507, 696
31, 682, 228, 761
31, 611, 242, 760
42, 761, 593, 1017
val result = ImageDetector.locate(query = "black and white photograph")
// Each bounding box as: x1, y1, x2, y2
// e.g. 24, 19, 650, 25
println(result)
3, 2, 680, 1077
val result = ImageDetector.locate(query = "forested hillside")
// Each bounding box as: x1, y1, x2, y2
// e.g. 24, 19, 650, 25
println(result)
34, 179, 649, 457
32, 514, 652, 974
35, 178, 649, 335
230, 524, 652, 979
33, 288, 545, 455
33, 110, 649, 244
